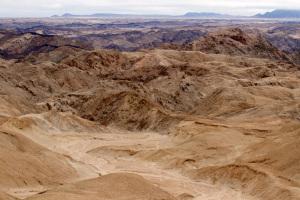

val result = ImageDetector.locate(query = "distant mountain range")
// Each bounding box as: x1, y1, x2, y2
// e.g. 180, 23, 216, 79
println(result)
182, 12, 234, 18
255, 9, 300, 18
52, 10, 300, 19
52, 12, 237, 19
53, 13, 170, 18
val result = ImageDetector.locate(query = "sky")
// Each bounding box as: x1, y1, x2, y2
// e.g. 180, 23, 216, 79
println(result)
1, 0, 300, 17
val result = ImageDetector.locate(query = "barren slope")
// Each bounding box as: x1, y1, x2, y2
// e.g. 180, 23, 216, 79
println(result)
25, 173, 177, 200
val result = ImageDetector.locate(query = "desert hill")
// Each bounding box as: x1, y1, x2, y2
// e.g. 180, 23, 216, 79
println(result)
0, 31, 92, 59
0, 128, 80, 198
187, 28, 292, 62
25, 173, 177, 200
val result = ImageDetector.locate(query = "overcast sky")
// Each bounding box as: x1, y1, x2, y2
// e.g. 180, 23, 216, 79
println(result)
1, 0, 300, 17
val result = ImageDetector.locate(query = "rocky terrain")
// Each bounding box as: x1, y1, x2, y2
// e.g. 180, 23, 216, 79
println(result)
0, 18, 299, 200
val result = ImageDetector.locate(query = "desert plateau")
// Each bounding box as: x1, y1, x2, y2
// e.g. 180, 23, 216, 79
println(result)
0, 9, 300, 200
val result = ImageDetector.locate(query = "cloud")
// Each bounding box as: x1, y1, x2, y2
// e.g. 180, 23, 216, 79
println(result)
0, 0, 300, 17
